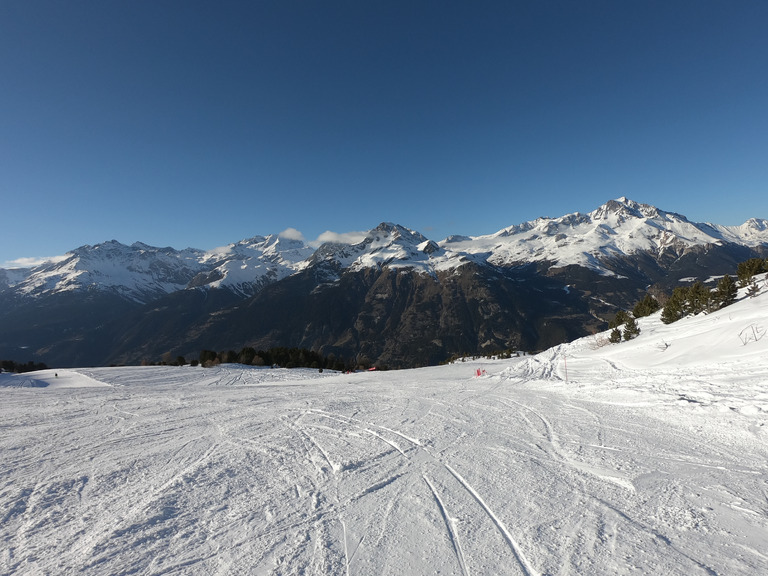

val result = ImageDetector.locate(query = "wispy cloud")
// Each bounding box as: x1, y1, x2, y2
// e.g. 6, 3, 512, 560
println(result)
2, 255, 67, 269
309, 230, 368, 247
278, 227, 306, 242
275, 228, 368, 247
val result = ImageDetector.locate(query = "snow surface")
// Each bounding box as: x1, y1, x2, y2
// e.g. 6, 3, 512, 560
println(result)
2, 283, 768, 575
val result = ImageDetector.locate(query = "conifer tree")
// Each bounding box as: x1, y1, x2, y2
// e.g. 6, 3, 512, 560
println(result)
714, 274, 737, 309
609, 327, 622, 343
623, 317, 640, 340
737, 258, 767, 287
609, 309, 630, 329
199, 349, 218, 366
633, 293, 661, 318
661, 286, 690, 324
688, 281, 711, 314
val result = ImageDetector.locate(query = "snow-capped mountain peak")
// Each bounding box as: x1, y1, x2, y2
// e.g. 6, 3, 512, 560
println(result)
2, 199, 767, 301
360, 222, 427, 253
731, 217, 768, 236
194, 234, 316, 295
590, 197, 663, 221
6, 241, 206, 302
441, 197, 768, 274
309, 222, 441, 273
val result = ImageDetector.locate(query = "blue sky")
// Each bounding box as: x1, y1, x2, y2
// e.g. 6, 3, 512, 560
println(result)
2, 1, 767, 267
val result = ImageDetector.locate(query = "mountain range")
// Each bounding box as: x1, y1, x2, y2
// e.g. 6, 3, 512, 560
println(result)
2, 197, 767, 368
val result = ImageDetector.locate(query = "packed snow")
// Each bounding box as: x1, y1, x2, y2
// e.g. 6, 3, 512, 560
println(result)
2, 281, 767, 575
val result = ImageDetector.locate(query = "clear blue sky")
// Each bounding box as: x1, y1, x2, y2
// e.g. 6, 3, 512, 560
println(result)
2, 1, 767, 267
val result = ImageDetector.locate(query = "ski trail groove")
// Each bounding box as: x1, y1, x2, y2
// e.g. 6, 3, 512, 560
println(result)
341, 518, 350, 576
364, 428, 407, 456
154, 441, 219, 495
445, 464, 540, 576
423, 475, 470, 576
593, 495, 719, 576
290, 418, 338, 473
311, 409, 422, 447
500, 398, 636, 492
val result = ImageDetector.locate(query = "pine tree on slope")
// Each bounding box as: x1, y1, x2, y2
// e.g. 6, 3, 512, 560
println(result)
713, 274, 738, 309
623, 317, 641, 340
633, 293, 660, 318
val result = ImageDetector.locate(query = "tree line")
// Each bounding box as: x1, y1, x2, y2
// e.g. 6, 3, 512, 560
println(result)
660, 257, 766, 324
0, 360, 49, 373
168, 347, 364, 372
607, 257, 767, 343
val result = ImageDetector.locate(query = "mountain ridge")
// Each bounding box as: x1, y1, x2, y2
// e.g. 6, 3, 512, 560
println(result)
2, 198, 767, 368
3, 197, 767, 303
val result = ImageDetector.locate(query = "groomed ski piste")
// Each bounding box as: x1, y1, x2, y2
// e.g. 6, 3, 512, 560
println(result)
2, 278, 767, 575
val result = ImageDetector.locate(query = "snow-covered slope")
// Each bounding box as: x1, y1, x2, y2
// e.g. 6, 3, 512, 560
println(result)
2, 198, 767, 301
2, 235, 316, 302
511, 273, 768, 415
310, 222, 464, 275
194, 234, 316, 295
309, 198, 768, 277
443, 197, 768, 273
5, 241, 207, 302
2, 278, 766, 575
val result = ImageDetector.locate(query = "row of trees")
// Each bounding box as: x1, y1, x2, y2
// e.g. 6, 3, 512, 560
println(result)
445, 349, 524, 364
607, 290, 668, 343
197, 347, 359, 371
659, 256, 767, 326
608, 309, 643, 343
0, 360, 49, 373
607, 257, 767, 339
736, 257, 768, 287
660, 275, 738, 324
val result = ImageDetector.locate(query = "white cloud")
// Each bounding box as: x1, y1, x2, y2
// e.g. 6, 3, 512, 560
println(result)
203, 246, 232, 258
2, 255, 67, 269
309, 230, 368, 247
278, 227, 306, 242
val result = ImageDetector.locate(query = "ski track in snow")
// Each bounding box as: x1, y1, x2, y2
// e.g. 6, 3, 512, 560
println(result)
1, 336, 767, 576
423, 475, 470, 576
443, 464, 539, 576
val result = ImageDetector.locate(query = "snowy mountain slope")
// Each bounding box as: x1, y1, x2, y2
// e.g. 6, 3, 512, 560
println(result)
510, 273, 768, 416
1, 234, 316, 302
4, 241, 207, 302
309, 222, 464, 276
2, 198, 767, 301
0, 266, 32, 289
1, 283, 766, 574
2, 198, 767, 369
443, 197, 768, 274
194, 234, 316, 295
0, 225, 451, 302
304, 198, 768, 278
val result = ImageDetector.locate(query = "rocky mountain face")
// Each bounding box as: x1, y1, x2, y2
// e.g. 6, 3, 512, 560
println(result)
2, 198, 767, 368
